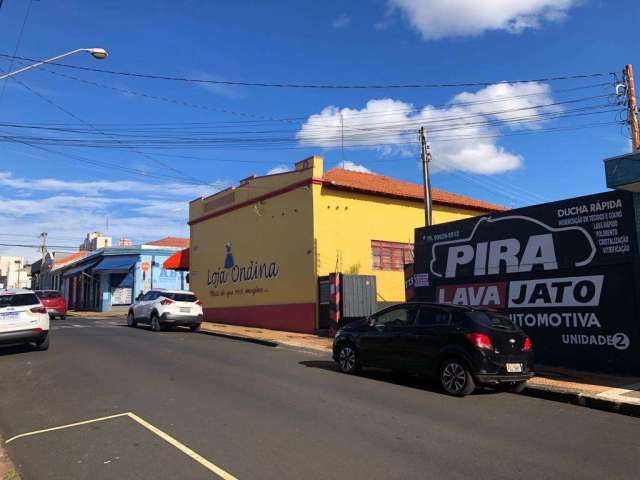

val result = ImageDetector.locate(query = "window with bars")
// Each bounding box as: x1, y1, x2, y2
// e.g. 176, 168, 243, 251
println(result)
371, 240, 414, 271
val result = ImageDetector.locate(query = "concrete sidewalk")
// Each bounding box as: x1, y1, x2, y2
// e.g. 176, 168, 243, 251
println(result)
66, 310, 640, 416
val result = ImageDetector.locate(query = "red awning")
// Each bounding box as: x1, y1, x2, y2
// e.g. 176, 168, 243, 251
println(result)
163, 248, 190, 271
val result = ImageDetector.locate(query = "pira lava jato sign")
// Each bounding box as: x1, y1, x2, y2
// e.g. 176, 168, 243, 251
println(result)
412, 190, 640, 374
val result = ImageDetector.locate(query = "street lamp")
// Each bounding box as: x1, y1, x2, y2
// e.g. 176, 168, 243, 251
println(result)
0, 48, 108, 81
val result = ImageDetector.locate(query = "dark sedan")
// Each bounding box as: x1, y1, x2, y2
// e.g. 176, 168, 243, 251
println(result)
333, 302, 534, 396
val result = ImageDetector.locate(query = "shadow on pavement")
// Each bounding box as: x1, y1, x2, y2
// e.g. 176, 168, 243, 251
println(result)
299, 360, 498, 397
0, 343, 42, 357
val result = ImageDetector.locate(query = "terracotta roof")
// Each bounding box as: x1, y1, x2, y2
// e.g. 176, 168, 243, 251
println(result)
145, 237, 190, 248
54, 250, 89, 266
323, 168, 506, 213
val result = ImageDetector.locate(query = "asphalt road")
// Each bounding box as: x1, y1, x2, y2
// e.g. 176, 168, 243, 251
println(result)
0, 317, 638, 480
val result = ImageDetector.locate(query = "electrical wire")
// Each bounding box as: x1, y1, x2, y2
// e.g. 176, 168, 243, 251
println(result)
0, 242, 78, 250
6, 57, 615, 124
0, 0, 34, 105
10, 77, 215, 187
0, 52, 615, 89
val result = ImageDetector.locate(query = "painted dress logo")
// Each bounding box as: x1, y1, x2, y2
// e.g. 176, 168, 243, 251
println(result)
224, 242, 235, 269
207, 242, 279, 288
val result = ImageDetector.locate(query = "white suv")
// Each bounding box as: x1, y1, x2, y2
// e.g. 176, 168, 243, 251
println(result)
127, 289, 203, 332
0, 289, 50, 350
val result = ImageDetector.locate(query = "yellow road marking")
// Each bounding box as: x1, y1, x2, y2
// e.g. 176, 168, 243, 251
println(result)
5, 412, 238, 480
5, 412, 130, 444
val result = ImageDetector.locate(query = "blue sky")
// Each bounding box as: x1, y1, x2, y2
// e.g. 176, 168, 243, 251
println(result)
0, 0, 638, 259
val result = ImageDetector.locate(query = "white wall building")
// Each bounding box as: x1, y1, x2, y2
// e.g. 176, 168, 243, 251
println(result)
79, 232, 112, 251
0, 256, 29, 289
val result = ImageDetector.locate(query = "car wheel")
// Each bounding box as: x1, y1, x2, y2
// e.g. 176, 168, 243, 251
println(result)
127, 311, 137, 328
35, 333, 50, 351
440, 358, 475, 397
337, 343, 360, 374
501, 380, 528, 394
189, 324, 201, 332
151, 313, 162, 332
59, 315, 66, 321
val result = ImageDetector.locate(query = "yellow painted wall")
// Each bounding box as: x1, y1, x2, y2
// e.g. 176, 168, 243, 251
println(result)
189, 154, 492, 330
189, 168, 317, 310
313, 186, 485, 302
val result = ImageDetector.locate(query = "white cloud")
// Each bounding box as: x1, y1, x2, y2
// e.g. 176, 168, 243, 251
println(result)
297, 82, 559, 175
0, 171, 222, 198
387, 0, 577, 39
338, 161, 372, 173
0, 173, 226, 259
333, 13, 351, 29
266, 165, 290, 175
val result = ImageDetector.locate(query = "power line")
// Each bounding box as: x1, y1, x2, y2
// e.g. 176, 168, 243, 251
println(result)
10, 77, 215, 187
0, 52, 615, 89
0, 0, 34, 105
0, 242, 78, 250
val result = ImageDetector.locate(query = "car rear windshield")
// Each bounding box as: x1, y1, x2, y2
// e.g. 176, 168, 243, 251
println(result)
37, 291, 61, 299
164, 293, 198, 302
466, 311, 517, 331
0, 293, 40, 308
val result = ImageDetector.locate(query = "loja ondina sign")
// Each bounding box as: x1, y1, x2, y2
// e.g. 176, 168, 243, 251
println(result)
409, 190, 640, 374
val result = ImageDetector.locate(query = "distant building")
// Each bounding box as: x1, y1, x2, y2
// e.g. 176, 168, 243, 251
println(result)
142, 237, 190, 250
118, 238, 133, 247
53, 237, 190, 311
80, 232, 112, 251
0, 256, 29, 289
30, 251, 89, 290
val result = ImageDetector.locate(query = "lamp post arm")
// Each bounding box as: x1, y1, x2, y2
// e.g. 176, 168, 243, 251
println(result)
0, 49, 88, 81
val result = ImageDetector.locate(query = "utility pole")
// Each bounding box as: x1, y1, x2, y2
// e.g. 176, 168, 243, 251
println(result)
39, 232, 48, 259
624, 64, 640, 152
419, 127, 433, 226
340, 111, 345, 168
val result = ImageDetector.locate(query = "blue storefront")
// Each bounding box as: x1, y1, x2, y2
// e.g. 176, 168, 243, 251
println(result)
60, 247, 189, 312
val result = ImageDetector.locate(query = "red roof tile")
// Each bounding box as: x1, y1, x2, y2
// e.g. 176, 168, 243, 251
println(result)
54, 250, 89, 266
145, 237, 190, 248
323, 168, 506, 213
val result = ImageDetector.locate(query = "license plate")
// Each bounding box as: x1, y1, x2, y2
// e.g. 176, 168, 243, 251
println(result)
179, 307, 190, 313
0, 312, 19, 320
506, 363, 523, 373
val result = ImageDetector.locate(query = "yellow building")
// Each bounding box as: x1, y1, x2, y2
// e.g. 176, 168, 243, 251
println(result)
188, 156, 504, 333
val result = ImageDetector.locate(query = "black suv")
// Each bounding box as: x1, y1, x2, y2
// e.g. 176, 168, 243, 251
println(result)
332, 302, 534, 396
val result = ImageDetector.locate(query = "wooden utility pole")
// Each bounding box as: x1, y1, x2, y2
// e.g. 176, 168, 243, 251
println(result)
624, 64, 640, 151
419, 127, 433, 226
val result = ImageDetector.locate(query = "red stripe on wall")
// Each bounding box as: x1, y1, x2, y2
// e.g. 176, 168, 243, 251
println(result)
203, 303, 317, 334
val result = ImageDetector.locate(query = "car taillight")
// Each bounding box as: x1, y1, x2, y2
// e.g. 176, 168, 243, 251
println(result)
30, 306, 47, 314
195, 300, 203, 306
465, 332, 493, 350
32, 327, 43, 332
161, 299, 174, 305
523, 337, 533, 352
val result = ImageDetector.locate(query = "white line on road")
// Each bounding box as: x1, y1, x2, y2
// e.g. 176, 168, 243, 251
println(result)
5, 412, 130, 444
5, 412, 238, 479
